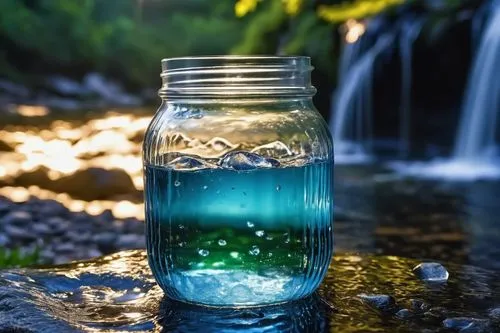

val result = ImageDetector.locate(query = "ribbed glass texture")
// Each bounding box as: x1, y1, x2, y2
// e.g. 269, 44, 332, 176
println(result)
143, 56, 334, 307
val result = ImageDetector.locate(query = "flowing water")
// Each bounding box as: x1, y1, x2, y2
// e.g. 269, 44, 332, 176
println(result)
145, 160, 334, 306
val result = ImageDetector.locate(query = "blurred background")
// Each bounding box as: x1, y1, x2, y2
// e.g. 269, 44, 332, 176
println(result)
0, 0, 499, 271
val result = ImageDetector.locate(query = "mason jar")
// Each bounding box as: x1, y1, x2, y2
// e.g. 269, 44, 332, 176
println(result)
143, 56, 334, 307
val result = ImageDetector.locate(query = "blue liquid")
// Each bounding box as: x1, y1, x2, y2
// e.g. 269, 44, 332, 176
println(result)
145, 161, 334, 306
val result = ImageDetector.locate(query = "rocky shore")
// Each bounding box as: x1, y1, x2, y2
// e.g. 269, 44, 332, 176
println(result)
0, 195, 144, 265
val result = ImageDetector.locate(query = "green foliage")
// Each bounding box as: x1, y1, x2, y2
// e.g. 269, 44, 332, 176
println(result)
0, 0, 246, 88
0, 247, 39, 268
232, 0, 288, 55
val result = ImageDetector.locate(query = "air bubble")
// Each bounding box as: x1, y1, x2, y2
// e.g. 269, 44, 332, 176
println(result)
174, 180, 181, 187
246, 221, 255, 228
218, 239, 227, 246
276, 185, 281, 191
249, 245, 260, 256
202, 185, 208, 190
230, 252, 239, 259
255, 230, 265, 237
198, 249, 210, 257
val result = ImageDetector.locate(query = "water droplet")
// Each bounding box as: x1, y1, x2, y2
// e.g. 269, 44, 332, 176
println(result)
249, 245, 260, 256
255, 230, 265, 237
230, 251, 239, 259
276, 185, 281, 191
198, 249, 209, 257
218, 239, 227, 246
287, 254, 291, 258
174, 180, 181, 187
202, 185, 208, 190
246, 221, 255, 228
268, 252, 273, 257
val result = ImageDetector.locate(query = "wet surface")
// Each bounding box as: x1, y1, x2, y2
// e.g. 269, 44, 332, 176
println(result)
334, 165, 500, 271
0, 250, 499, 332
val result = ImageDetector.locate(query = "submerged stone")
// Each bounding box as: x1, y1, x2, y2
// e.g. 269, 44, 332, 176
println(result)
412, 262, 449, 282
357, 294, 397, 313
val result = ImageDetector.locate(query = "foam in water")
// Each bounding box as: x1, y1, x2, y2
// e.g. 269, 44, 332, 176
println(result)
145, 157, 334, 306
388, 159, 500, 181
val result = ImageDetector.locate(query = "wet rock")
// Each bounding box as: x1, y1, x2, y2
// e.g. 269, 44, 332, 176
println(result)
0, 234, 9, 247
46, 76, 88, 96
39, 249, 56, 263
409, 298, 430, 313
489, 307, 500, 320
45, 217, 69, 235
358, 294, 397, 313
37, 199, 70, 218
53, 243, 76, 254
92, 232, 117, 252
32, 223, 52, 236
413, 262, 449, 282
0, 199, 11, 214
2, 211, 32, 227
116, 234, 145, 249
83, 73, 141, 106
395, 308, 412, 319
52, 168, 138, 200
0, 79, 29, 98
4, 225, 36, 242
65, 230, 92, 244
442, 317, 492, 333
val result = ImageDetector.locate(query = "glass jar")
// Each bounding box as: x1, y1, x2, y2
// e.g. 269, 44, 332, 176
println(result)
143, 56, 334, 307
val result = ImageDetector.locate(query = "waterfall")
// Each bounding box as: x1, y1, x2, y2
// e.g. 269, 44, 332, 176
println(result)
331, 22, 395, 163
389, 2, 500, 180
453, 2, 500, 160
399, 17, 424, 157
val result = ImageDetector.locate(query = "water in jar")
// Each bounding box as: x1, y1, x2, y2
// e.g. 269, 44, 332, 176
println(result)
145, 153, 333, 306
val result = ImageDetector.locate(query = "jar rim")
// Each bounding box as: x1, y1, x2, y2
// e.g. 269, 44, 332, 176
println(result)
159, 55, 316, 98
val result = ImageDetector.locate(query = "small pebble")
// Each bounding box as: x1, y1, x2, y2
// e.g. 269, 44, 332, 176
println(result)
54, 243, 76, 254
358, 294, 397, 312
409, 298, 430, 313
32, 223, 53, 236
0, 234, 9, 247
3, 211, 32, 226
116, 234, 145, 249
4, 225, 36, 242
413, 262, 449, 282
395, 308, 412, 319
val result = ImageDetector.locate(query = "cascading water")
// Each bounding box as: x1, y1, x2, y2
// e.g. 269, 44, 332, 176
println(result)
453, 1, 500, 160
331, 19, 395, 163
331, 16, 423, 163
399, 17, 425, 157
390, 0, 500, 180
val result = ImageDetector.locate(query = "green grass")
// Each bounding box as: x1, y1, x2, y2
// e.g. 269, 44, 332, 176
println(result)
0, 247, 39, 268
